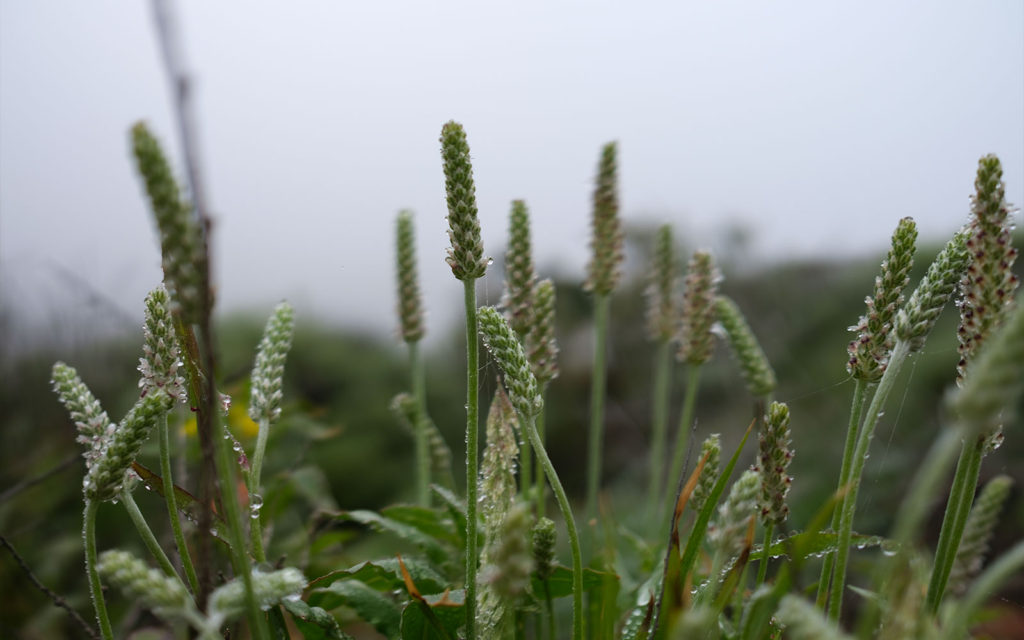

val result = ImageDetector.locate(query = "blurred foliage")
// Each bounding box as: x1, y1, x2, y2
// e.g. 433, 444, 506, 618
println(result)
1, 227, 1021, 637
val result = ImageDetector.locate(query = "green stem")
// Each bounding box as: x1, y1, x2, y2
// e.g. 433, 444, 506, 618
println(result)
249, 416, 270, 563
646, 339, 673, 533
947, 539, 1024, 637
519, 416, 533, 505
534, 388, 548, 519
121, 487, 179, 581
523, 412, 583, 640
756, 523, 774, 586
159, 413, 199, 593
665, 365, 702, 530
463, 280, 481, 640
816, 378, 869, 608
828, 340, 910, 620
925, 434, 985, 612
409, 341, 431, 507
543, 581, 555, 640
586, 294, 611, 527
84, 500, 114, 640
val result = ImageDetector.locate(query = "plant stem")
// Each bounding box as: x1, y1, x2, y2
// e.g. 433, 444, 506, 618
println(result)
665, 365, 702, 530
159, 413, 199, 593
519, 412, 533, 504
646, 339, 673, 533
409, 341, 431, 507
84, 500, 114, 640
586, 293, 611, 528
828, 340, 910, 620
816, 378, 869, 608
756, 523, 774, 586
534, 388, 548, 519
463, 280, 481, 640
925, 434, 985, 612
248, 415, 270, 563
121, 487, 179, 582
523, 412, 583, 640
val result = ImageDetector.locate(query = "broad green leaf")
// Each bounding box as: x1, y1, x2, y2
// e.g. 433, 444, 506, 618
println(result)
309, 558, 448, 597
281, 597, 353, 640
381, 504, 460, 547
399, 590, 464, 640
530, 564, 616, 599
312, 580, 401, 637
335, 510, 448, 564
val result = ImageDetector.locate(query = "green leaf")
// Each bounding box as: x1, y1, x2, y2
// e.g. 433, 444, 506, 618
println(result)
530, 564, 616, 599
431, 484, 468, 548
399, 590, 465, 640
309, 558, 448, 597
752, 531, 892, 562
281, 597, 353, 640
380, 504, 460, 547
335, 510, 448, 564
311, 580, 401, 637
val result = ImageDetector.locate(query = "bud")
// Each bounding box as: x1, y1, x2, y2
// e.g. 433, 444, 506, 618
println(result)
678, 250, 720, 365
502, 200, 536, 336
248, 302, 294, 425
478, 307, 542, 417
715, 295, 776, 397
441, 121, 487, 281
645, 225, 678, 342
525, 278, 559, 386
584, 142, 624, 295
395, 210, 425, 342
757, 402, 793, 526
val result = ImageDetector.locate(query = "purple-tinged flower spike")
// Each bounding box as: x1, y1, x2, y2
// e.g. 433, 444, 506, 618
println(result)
645, 224, 678, 343
678, 250, 721, 365
395, 210, 425, 343
757, 402, 793, 527
85, 391, 171, 502
847, 217, 917, 381
957, 154, 1019, 386
131, 122, 206, 323
896, 229, 971, 353
139, 286, 187, 403
584, 142, 624, 296
526, 278, 559, 387
52, 362, 116, 473
502, 200, 537, 336
715, 295, 776, 397
441, 121, 487, 281
248, 302, 294, 425
478, 306, 542, 417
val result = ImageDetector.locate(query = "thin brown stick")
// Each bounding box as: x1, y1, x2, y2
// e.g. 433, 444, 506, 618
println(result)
0, 534, 100, 640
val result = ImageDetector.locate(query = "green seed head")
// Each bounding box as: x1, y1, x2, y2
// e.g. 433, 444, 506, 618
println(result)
776, 595, 853, 640
395, 210, 425, 343
209, 567, 306, 624
715, 295, 776, 397
248, 302, 294, 425
525, 278, 559, 386
139, 286, 187, 403
97, 549, 190, 619
531, 516, 557, 581
948, 474, 1013, 596
689, 434, 721, 515
482, 502, 534, 601
441, 121, 487, 281
896, 229, 971, 352
757, 401, 793, 527
52, 362, 115, 472
478, 306, 542, 417
85, 391, 170, 502
678, 250, 721, 365
645, 224, 678, 342
131, 122, 206, 323
957, 154, 1019, 385
710, 468, 760, 558
480, 385, 520, 548
847, 217, 918, 381
502, 200, 537, 336
584, 142, 624, 296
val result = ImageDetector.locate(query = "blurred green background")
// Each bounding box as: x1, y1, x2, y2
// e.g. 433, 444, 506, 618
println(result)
1, 227, 1021, 638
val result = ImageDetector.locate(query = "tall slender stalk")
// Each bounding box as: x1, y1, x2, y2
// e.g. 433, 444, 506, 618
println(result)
463, 281, 481, 640
409, 342, 431, 507
586, 293, 611, 526
121, 487, 179, 582
83, 500, 114, 640
534, 389, 548, 519
646, 340, 673, 531
665, 365, 702, 527
158, 414, 199, 593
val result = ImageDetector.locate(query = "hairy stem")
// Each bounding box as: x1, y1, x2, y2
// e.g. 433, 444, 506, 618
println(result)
121, 487, 179, 582
409, 341, 431, 507
249, 416, 270, 563
463, 280, 480, 640
756, 523, 775, 586
159, 413, 199, 593
84, 500, 113, 640
646, 339, 673, 533
586, 293, 611, 528
535, 388, 548, 519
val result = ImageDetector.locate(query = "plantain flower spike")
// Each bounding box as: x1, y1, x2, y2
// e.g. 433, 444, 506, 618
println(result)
645, 224, 678, 343
584, 142, 624, 296
502, 200, 537, 336
52, 362, 116, 473
678, 250, 721, 365
84, 391, 171, 502
531, 516, 557, 581
847, 217, 917, 381
525, 278, 559, 387
139, 286, 187, 403
209, 567, 306, 625
441, 121, 487, 281
709, 468, 759, 558
715, 295, 776, 397
957, 154, 1019, 386
689, 434, 721, 515
479, 386, 520, 551
131, 122, 206, 323
395, 210, 425, 343
97, 550, 191, 620
248, 302, 294, 425
948, 474, 1014, 596
478, 307, 542, 417
895, 228, 971, 352
757, 402, 793, 527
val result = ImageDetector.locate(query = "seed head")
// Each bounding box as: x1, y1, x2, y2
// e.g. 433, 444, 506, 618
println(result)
131, 122, 206, 323
689, 434, 721, 515
502, 200, 537, 336
478, 307, 542, 417
395, 210, 425, 343
709, 468, 759, 558
531, 516, 557, 581
715, 295, 776, 397
948, 474, 1013, 596
847, 217, 917, 381
584, 142, 624, 295
97, 549, 191, 619
678, 250, 721, 365
139, 286, 187, 403
895, 229, 971, 352
84, 391, 170, 502
482, 502, 534, 601
480, 385, 520, 547
645, 225, 678, 342
757, 402, 793, 527
525, 278, 559, 387
957, 154, 1019, 385
441, 121, 487, 281
209, 567, 306, 624
248, 302, 294, 425
52, 362, 116, 472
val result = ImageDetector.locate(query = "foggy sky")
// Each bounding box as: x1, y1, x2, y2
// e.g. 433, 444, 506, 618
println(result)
2, 1, 1022, 348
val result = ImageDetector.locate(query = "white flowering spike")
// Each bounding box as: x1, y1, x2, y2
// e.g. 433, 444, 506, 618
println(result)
209, 567, 306, 624
84, 391, 170, 501
97, 549, 191, 619
139, 285, 187, 403
249, 302, 295, 424
52, 362, 116, 472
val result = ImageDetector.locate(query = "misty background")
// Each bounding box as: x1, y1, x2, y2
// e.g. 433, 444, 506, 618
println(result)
1, 1, 1022, 352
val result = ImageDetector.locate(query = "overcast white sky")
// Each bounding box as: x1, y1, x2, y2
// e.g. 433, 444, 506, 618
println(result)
1, 1, 1022, 348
